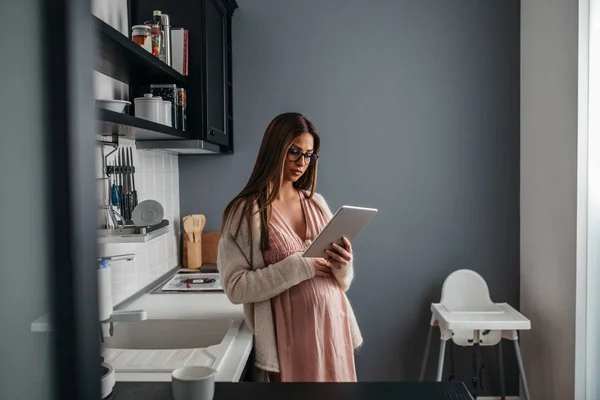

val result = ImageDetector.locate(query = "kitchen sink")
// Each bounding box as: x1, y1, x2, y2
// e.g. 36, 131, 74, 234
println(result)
101, 317, 243, 375
103, 318, 233, 350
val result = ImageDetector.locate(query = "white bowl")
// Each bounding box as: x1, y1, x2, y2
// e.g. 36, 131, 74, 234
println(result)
96, 99, 131, 113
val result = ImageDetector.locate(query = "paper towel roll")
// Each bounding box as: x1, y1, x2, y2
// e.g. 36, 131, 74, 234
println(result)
98, 267, 113, 321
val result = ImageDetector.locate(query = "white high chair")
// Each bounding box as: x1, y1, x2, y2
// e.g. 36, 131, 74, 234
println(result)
419, 269, 531, 400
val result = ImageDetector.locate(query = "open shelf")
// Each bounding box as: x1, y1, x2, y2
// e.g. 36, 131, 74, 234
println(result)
97, 220, 170, 244
96, 108, 225, 153
96, 108, 192, 141
135, 139, 226, 154
94, 16, 186, 86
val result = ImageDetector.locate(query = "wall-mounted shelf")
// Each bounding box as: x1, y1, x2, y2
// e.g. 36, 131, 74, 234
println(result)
95, 2, 236, 154
97, 219, 170, 244
95, 15, 186, 86
96, 108, 226, 153
135, 139, 226, 154
97, 108, 192, 141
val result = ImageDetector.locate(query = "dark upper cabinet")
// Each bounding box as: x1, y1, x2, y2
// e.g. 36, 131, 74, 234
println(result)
130, 0, 237, 152
204, 0, 226, 145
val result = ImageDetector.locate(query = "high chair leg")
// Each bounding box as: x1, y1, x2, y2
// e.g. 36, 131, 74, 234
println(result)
498, 340, 506, 400
419, 325, 433, 381
448, 342, 455, 381
471, 343, 482, 398
436, 339, 446, 382
513, 340, 531, 400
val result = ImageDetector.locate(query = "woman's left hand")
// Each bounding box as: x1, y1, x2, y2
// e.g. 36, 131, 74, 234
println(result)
325, 237, 353, 269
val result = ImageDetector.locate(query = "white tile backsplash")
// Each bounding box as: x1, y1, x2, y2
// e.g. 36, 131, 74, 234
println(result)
98, 142, 181, 306
143, 170, 155, 196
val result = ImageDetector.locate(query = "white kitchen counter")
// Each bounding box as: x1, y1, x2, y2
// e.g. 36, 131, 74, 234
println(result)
109, 292, 253, 383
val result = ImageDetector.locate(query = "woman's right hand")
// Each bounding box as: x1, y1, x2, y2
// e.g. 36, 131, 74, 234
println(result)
312, 258, 333, 277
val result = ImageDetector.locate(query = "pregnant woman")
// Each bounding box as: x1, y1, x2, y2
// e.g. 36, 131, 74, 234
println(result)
217, 112, 362, 382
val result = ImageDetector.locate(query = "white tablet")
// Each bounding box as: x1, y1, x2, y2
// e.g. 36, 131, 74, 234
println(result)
302, 205, 378, 258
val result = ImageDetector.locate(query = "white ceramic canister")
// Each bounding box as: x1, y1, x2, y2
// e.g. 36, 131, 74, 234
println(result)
134, 93, 162, 124
158, 99, 173, 127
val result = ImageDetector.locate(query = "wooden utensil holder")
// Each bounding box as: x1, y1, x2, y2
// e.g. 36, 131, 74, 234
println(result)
183, 233, 202, 269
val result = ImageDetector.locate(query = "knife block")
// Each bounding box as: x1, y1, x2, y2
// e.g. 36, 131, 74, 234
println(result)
183, 233, 202, 269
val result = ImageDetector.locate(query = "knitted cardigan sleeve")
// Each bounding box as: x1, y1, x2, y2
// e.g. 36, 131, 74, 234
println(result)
217, 201, 315, 305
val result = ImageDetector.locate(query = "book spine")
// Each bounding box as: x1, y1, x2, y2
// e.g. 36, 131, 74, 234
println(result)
183, 29, 189, 76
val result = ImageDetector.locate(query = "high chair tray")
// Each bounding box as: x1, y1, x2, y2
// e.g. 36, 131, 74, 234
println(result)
431, 302, 531, 330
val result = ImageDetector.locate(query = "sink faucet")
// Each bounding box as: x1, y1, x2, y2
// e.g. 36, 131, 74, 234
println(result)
98, 253, 135, 263
97, 252, 147, 337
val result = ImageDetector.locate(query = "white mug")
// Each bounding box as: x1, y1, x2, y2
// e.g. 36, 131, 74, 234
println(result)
171, 365, 216, 400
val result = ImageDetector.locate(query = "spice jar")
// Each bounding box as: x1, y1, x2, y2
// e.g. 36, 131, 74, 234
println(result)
149, 21, 164, 61
176, 88, 187, 131
131, 25, 152, 53
151, 10, 165, 62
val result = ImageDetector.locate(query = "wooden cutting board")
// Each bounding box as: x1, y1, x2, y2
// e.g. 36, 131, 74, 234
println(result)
201, 231, 221, 265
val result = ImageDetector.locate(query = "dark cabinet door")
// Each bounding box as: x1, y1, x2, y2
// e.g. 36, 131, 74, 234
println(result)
225, 14, 234, 152
204, 0, 228, 147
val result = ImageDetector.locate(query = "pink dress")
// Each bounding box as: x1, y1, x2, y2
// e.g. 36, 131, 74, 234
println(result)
262, 191, 357, 382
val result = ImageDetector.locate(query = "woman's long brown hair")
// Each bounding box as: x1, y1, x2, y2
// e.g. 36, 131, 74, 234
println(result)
221, 112, 320, 251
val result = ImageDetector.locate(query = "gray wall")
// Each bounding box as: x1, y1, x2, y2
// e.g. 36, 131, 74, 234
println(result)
1, 2, 52, 399
180, 0, 520, 394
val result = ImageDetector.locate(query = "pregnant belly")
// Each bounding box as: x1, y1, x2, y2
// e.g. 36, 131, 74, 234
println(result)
273, 276, 347, 318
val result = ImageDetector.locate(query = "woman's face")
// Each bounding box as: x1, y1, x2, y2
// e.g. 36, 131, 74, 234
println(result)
283, 132, 315, 183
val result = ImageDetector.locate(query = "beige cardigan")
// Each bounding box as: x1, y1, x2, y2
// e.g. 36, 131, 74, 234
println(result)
217, 192, 363, 372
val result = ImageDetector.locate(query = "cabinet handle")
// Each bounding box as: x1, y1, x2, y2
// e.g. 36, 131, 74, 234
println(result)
209, 128, 225, 136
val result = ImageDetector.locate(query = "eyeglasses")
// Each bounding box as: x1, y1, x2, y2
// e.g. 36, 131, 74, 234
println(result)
287, 148, 319, 165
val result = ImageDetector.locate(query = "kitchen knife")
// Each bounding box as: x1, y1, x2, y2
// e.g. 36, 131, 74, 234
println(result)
122, 148, 126, 189
117, 150, 124, 219
129, 147, 138, 209
119, 148, 127, 221
125, 148, 134, 221
111, 159, 120, 207
122, 148, 130, 221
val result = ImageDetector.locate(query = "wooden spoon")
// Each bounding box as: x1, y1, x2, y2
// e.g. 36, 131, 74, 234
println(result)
197, 214, 206, 232
191, 214, 206, 242
182, 215, 195, 242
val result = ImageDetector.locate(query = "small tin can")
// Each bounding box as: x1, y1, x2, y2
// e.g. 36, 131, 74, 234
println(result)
176, 88, 187, 131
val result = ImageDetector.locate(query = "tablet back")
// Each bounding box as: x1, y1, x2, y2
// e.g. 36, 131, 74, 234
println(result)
303, 205, 378, 258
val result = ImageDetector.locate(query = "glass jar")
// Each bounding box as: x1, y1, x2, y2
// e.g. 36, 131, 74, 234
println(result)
176, 88, 187, 131
149, 22, 164, 61
131, 25, 151, 53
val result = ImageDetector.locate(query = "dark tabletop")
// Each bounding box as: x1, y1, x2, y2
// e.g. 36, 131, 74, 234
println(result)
109, 381, 474, 400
